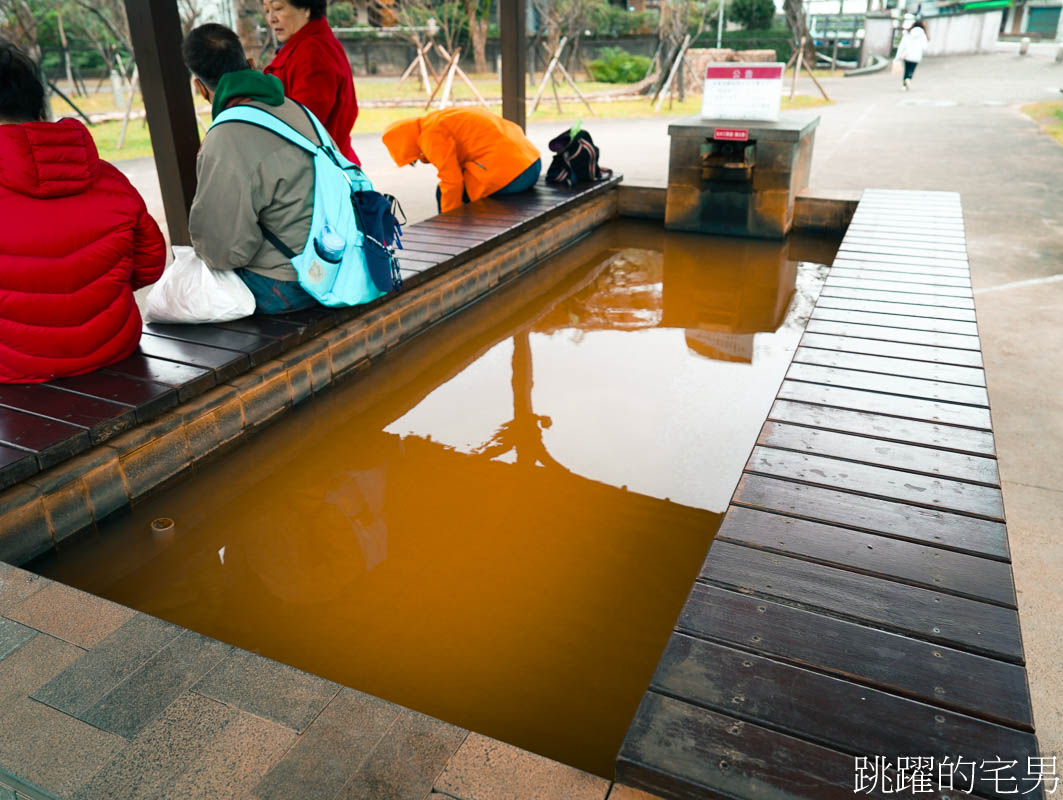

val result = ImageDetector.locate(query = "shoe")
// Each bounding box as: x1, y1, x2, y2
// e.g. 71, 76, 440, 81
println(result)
903, 78, 910, 90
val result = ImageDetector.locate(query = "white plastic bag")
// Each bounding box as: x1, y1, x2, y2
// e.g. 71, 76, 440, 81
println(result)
144, 246, 256, 324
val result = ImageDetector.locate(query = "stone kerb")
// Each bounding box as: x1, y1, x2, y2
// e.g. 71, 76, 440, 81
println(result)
0, 191, 618, 566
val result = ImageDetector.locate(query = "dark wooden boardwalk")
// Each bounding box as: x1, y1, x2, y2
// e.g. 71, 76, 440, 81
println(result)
618, 190, 1044, 800
0, 178, 619, 493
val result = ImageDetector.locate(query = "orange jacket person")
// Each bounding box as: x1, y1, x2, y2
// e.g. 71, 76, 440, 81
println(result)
382, 108, 541, 213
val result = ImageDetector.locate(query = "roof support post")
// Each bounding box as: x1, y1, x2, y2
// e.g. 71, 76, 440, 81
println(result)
124, 0, 200, 245
500, 0, 527, 130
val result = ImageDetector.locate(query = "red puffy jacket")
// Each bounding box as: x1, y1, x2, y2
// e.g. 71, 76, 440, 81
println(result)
264, 17, 361, 166
0, 119, 166, 384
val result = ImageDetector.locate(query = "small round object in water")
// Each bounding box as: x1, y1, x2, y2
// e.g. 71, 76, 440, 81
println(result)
151, 518, 175, 534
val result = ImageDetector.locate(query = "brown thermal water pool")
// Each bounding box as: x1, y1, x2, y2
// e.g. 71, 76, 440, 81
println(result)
32, 220, 832, 776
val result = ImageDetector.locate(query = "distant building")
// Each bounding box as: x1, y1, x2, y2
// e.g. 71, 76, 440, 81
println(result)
1001, 0, 1061, 35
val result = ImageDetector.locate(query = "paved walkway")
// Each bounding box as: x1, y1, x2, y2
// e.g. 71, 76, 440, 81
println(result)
117, 48, 1063, 761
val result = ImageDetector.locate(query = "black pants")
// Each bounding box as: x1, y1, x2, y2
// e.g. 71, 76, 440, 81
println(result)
903, 60, 918, 81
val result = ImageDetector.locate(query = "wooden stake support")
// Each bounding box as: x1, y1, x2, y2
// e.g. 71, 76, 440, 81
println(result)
655, 33, 690, 112
425, 47, 461, 109
116, 66, 140, 150
435, 45, 491, 109
531, 36, 568, 113
541, 41, 596, 116
788, 35, 830, 101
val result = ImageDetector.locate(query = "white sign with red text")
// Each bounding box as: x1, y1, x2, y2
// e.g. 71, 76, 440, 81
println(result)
701, 62, 785, 122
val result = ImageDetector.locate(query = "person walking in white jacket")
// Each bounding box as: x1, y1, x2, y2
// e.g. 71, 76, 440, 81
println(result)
895, 21, 929, 90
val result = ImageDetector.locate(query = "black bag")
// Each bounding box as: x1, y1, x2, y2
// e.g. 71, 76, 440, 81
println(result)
545, 129, 612, 186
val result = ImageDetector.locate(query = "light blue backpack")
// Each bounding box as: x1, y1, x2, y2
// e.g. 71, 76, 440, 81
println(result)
210, 103, 400, 308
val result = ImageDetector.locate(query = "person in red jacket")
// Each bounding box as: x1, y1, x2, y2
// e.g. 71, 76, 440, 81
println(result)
262, 0, 361, 166
0, 42, 166, 384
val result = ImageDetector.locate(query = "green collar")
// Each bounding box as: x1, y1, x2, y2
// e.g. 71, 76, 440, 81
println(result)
211, 70, 285, 119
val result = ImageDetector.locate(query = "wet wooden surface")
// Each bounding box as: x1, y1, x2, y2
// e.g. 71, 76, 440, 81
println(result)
0, 178, 620, 488
618, 189, 1043, 799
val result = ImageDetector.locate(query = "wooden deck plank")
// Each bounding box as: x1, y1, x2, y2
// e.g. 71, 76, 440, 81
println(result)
733, 474, 1009, 559
745, 446, 1004, 519
830, 267, 971, 288
840, 236, 967, 254
651, 635, 1039, 796
769, 399, 995, 455
700, 541, 1023, 660
0, 406, 91, 470
713, 509, 1014, 605
839, 241, 968, 258
819, 286, 976, 310
48, 372, 179, 424
0, 384, 136, 445
846, 207, 965, 219
143, 323, 283, 365
844, 227, 968, 244
412, 218, 514, 236
811, 307, 979, 335
851, 207, 963, 219
395, 251, 447, 269
136, 333, 251, 383
777, 382, 992, 429
391, 236, 469, 256
814, 296, 977, 322
618, 692, 889, 800
793, 347, 985, 386
832, 249, 968, 268
801, 332, 984, 366
832, 258, 970, 279
400, 225, 489, 245
805, 321, 981, 352
213, 317, 308, 350
786, 362, 989, 405
0, 443, 41, 491
846, 222, 967, 238
678, 582, 1030, 726
825, 277, 973, 298
849, 211, 965, 225
758, 420, 999, 485
103, 354, 216, 402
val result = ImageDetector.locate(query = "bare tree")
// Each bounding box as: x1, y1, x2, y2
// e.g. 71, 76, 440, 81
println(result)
73, 0, 131, 54
0, 0, 45, 61
463, 0, 490, 74
235, 0, 271, 62
178, 0, 205, 34
396, 0, 465, 62
530, 0, 594, 56
783, 0, 816, 64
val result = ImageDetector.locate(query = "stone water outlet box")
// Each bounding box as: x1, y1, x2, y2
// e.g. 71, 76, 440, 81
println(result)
665, 112, 820, 240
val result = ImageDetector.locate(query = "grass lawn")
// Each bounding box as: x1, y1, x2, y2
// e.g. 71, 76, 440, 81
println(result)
1021, 101, 1063, 147
63, 75, 832, 163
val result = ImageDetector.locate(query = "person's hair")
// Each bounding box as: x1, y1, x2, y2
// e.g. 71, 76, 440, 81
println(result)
181, 23, 250, 90
911, 20, 928, 37
287, 0, 328, 20
0, 39, 46, 123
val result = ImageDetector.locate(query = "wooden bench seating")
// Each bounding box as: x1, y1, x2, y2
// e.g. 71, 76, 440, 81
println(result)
0, 177, 620, 491
617, 190, 1043, 800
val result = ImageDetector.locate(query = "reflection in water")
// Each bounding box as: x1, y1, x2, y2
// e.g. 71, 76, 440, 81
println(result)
31, 221, 828, 777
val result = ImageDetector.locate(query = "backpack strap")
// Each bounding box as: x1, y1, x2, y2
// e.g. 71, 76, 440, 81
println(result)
210, 104, 326, 157
257, 222, 297, 259
210, 104, 337, 261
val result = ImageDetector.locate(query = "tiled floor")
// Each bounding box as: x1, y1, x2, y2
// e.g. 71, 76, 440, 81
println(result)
0, 560, 638, 800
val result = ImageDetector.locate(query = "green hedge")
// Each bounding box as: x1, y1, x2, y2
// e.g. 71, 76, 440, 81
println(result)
587, 47, 652, 82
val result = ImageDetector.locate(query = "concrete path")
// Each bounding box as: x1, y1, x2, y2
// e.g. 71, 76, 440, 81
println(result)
117, 48, 1063, 758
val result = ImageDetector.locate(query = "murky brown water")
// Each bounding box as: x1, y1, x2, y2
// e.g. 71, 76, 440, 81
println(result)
32, 221, 831, 777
